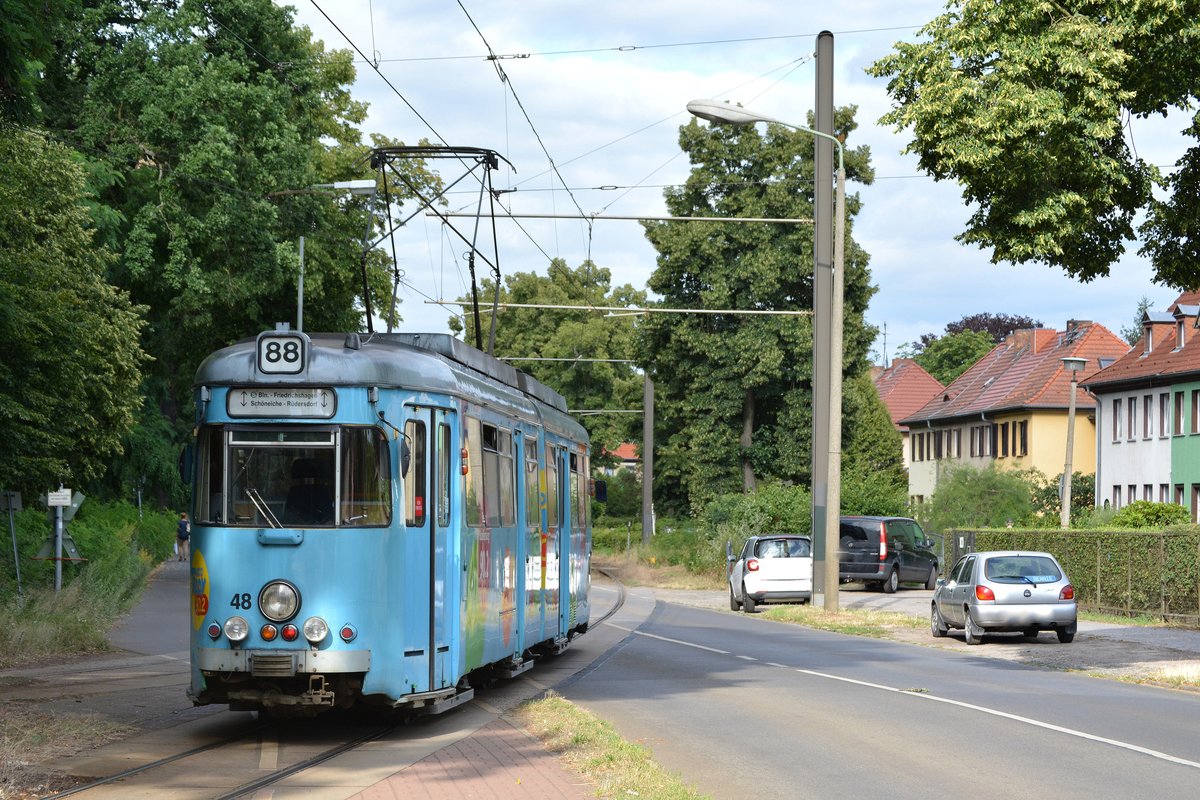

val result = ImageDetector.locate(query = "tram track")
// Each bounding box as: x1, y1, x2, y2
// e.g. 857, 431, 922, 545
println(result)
32, 571, 627, 799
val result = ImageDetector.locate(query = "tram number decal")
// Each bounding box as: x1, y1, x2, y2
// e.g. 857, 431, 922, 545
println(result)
257, 332, 305, 374
230, 592, 253, 610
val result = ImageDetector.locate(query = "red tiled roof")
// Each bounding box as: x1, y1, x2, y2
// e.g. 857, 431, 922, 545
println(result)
1083, 290, 1200, 390
873, 359, 944, 430
606, 443, 639, 461
901, 321, 1130, 425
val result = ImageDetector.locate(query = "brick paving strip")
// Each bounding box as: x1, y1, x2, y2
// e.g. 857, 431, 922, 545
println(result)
350, 717, 594, 800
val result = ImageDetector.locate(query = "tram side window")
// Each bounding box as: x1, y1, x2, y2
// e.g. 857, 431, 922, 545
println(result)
480, 424, 516, 527
545, 444, 561, 529
437, 424, 451, 526
525, 436, 540, 527
404, 420, 427, 527
196, 426, 224, 523
340, 427, 392, 526
569, 453, 582, 531
465, 417, 485, 526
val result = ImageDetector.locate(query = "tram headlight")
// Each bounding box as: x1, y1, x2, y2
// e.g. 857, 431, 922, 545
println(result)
302, 616, 329, 645
259, 581, 300, 622
224, 616, 249, 643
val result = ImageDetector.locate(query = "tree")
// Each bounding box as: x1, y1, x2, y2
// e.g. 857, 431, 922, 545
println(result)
31, 1, 442, 503
918, 464, 1033, 533
450, 260, 646, 456
915, 329, 995, 384
1119, 296, 1153, 346
869, 1, 1200, 288
0, 127, 147, 499
0, 0, 74, 122
640, 108, 877, 513
907, 312, 1042, 357
944, 313, 1042, 341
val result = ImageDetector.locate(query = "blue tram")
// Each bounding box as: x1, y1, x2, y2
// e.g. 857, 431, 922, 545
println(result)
185, 327, 593, 716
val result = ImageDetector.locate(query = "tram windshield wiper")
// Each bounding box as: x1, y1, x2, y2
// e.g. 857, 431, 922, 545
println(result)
246, 487, 281, 529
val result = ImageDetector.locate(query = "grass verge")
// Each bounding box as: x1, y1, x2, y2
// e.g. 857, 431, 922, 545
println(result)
0, 704, 132, 799
515, 692, 708, 800
757, 604, 927, 637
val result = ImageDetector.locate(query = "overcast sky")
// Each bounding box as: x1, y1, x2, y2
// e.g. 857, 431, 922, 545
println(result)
285, 0, 1186, 361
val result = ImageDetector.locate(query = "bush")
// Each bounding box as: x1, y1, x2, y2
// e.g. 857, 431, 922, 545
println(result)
919, 464, 1032, 532
0, 501, 177, 666
1111, 500, 1191, 529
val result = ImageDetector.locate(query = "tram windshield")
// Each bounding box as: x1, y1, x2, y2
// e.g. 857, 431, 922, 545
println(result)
195, 426, 392, 528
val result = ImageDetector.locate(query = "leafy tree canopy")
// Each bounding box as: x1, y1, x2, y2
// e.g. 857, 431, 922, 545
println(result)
639, 108, 878, 513
0, 128, 147, 499
903, 312, 1041, 359
870, 0, 1200, 287
915, 329, 995, 384
450, 260, 646, 456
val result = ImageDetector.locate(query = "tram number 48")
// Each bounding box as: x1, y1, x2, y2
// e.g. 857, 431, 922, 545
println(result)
230, 593, 253, 610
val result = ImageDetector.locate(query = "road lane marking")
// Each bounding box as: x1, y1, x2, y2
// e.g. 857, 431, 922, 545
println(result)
613, 621, 1200, 770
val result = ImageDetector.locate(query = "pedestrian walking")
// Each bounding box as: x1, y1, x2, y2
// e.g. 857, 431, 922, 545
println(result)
176, 512, 190, 562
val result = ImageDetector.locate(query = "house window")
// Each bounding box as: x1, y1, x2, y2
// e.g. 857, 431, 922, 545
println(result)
1193, 485, 1200, 523
1128, 396, 1137, 440
1178, 320, 1186, 349
999, 422, 1009, 457
954, 429, 962, 458
1160, 393, 1171, 438
1161, 484, 1170, 502
1113, 398, 1122, 441
910, 435, 917, 462
1144, 484, 1153, 501
1128, 484, 1137, 502
1176, 391, 1185, 434
1017, 421, 1028, 456
1113, 486, 1122, 508
1193, 390, 1200, 434
1176, 484, 1186, 505
1144, 395, 1153, 438
989, 424, 998, 456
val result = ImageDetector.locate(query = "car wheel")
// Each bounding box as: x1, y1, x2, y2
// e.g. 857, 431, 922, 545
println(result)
882, 567, 899, 594
964, 610, 984, 645
729, 586, 740, 611
925, 566, 938, 591
930, 604, 948, 638
742, 585, 757, 613
1057, 624, 1076, 644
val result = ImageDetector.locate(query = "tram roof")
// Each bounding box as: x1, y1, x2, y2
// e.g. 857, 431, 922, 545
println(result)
194, 331, 569, 414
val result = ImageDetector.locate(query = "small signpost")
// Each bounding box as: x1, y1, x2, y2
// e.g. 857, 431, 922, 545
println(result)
38, 488, 85, 592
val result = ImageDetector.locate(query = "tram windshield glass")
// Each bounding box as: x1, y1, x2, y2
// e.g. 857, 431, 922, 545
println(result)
195, 426, 391, 528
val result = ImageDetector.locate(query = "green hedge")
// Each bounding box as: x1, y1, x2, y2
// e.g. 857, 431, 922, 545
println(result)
952, 527, 1200, 622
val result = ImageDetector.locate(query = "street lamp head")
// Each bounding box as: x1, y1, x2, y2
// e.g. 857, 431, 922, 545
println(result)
686, 99, 780, 127
312, 179, 377, 196
1061, 356, 1088, 375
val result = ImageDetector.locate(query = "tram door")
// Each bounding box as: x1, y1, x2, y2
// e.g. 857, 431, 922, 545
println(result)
403, 406, 455, 692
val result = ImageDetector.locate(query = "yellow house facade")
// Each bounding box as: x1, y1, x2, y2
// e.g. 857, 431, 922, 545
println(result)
901, 322, 1127, 504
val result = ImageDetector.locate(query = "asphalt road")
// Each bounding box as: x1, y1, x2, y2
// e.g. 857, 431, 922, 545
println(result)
563, 598, 1200, 799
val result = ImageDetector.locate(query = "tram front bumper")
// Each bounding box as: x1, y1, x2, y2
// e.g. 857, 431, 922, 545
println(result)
196, 647, 371, 675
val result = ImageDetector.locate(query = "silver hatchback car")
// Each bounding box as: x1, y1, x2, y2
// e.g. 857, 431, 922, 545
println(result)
932, 550, 1077, 644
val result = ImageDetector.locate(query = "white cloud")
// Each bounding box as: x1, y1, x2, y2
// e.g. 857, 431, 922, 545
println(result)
285, 1, 1183, 348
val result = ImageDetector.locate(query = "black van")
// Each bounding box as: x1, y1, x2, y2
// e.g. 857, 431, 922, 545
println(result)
838, 516, 939, 593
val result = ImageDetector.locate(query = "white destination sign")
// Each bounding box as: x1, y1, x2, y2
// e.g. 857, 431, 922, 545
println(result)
228, 388, 336, 419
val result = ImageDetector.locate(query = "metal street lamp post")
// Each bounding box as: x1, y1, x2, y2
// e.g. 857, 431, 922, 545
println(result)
295, 180, 377, 332
1060, 356, 1088, 529
687, 98, 846, 612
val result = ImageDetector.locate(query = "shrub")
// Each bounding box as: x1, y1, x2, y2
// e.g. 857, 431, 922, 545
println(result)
919, 464, 1032, 532
1111, 500, 1191, 529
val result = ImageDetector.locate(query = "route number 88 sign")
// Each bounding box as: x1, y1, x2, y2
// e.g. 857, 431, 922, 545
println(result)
256, 330, 308, 375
